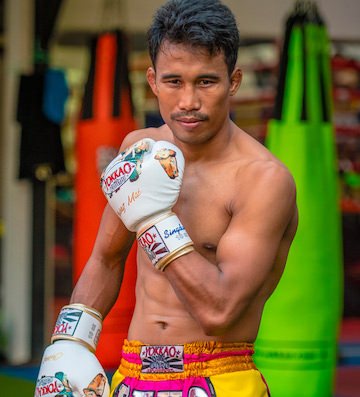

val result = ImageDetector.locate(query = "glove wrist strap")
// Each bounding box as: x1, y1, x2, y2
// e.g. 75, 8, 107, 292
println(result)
137, 212, 194, 270
51, 304, 102, 352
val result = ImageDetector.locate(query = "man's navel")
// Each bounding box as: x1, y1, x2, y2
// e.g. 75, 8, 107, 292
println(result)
202, 242, 217, 252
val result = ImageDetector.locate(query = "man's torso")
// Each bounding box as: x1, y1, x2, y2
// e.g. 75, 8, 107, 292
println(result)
127, 125, 297, 344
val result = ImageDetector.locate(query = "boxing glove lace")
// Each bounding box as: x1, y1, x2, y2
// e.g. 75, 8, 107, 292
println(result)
101, 138, 194, 271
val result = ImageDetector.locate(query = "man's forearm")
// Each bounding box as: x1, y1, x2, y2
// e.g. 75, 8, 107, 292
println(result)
70, 258, 125, 318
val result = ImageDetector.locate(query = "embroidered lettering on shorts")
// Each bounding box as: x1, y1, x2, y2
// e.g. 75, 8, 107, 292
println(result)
188, 386, 212, 397
133, 391, 155, 397
140, 345, 184, 373
113, 382, 130, 397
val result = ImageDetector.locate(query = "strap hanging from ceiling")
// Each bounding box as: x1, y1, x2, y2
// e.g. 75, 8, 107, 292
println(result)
34, 0, 63, 67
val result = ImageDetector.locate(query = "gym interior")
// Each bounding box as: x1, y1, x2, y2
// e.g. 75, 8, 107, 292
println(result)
0, 1, 359, 396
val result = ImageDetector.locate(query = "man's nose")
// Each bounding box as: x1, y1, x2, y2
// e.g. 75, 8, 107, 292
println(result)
178, 86, 201, 111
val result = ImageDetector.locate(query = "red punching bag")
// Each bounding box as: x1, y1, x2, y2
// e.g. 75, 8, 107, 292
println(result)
74, 30, 137, 368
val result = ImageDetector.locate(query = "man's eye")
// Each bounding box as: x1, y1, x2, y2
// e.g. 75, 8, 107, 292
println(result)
199, 80, 213, 86
167, 79, 181, 85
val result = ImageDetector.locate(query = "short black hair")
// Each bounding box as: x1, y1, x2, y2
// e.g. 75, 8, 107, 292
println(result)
147, 0, 240, 75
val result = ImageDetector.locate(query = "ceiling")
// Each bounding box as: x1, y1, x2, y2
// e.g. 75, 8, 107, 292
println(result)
53, 0, 360, 44
1, 0, 359, 69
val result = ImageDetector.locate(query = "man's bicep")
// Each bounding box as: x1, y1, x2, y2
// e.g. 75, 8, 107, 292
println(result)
216, 220, 280, 298
216, 170, 296, 297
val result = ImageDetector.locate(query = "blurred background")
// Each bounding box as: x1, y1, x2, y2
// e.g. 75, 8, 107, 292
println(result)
0, 0, 359, 396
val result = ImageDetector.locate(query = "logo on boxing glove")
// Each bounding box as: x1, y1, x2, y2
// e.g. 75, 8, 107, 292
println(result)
138, 226, 170, 264
83, 373, 108, 396
154, 147, 180, 179
101, 139, 181, 200
138, 222, 191, 266
35, 373, 70, 397
101, 160, 136, 198
101, 140, 151, 198
35, 372, 108, 397
53, 307, 83, 338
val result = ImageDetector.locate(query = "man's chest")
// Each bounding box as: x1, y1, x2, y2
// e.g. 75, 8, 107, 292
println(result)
173, 168, 236, 257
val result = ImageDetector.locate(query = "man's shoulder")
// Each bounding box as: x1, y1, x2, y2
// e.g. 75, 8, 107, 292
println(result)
231, 146, 297, 213
247, 157, 296, 193
231, 156, 297, 231
239, 131, 294, 183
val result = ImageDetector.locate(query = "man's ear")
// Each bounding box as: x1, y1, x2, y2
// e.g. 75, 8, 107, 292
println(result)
146, 67, 158, 97
229, 67, 242, 96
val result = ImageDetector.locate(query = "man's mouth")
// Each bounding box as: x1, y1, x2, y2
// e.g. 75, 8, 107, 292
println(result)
171, 112, 209, 129
177, 117, 202, 123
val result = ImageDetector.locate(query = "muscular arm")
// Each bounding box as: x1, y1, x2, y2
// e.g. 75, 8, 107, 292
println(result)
70, 132, 154, 317
70, 203, 135, 318
164, 163, 297, 335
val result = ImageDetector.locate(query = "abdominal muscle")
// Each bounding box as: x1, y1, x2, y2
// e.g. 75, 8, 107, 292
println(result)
127, 262, 206, 344
126, 251, 262, 345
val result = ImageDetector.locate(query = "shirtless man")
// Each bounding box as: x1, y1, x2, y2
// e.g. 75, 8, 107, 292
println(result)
35, 1, 297, 396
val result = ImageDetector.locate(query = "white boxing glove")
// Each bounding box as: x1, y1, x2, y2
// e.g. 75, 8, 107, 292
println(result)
101, 138, 194, 271
34, 304, 110, 397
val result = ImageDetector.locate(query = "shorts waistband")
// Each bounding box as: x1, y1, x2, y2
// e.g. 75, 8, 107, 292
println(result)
119, 339, 256, 380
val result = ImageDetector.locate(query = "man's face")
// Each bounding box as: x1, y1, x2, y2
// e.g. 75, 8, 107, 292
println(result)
147, 41, 242, 145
